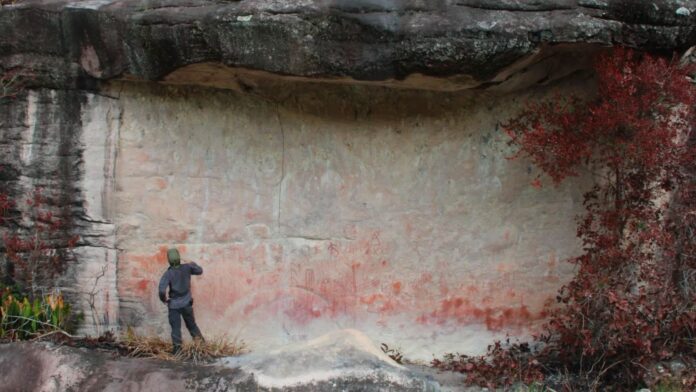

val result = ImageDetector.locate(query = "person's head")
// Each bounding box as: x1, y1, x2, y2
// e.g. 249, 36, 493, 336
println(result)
167, 248, 181, 268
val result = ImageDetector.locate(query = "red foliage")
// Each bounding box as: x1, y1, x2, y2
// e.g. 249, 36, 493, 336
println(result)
1, 188, 78, 296
0, 193, 12, 224
432, 340, 544, 389
435, 48, 696, 389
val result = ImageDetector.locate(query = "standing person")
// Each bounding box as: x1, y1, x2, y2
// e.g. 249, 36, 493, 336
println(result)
158, 247, 205, 354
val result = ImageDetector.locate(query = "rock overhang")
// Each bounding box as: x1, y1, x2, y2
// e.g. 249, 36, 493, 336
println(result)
1, 0, 695, 92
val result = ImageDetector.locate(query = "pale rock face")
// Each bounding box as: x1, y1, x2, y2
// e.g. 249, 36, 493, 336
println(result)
73, 93, 120, 335
107, 79, 590, 360
0, 76, 589, 360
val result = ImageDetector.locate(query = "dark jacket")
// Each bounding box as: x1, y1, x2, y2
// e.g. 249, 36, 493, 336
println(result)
158, 262, 203, 309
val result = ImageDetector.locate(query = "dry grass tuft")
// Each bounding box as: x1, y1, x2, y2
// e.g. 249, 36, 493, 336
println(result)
121, 327, 247, 364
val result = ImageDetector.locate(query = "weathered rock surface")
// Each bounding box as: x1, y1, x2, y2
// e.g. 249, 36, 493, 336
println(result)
0, 330, 452, 391
0, 88, 120, 332
110, 80, 589, 359
0, 341, 257, 391
218, 329, 438, 390
0, 63, 593, 356
1, 0, 695, 91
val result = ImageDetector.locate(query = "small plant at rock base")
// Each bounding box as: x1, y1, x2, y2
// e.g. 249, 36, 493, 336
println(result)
653, 379, 687, 392
380, 342, 404, 364
525, 383, 551, 392
0, 288, 73, 340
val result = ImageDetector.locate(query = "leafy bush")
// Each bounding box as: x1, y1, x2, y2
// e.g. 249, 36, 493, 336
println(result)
0, 287, 72, 340
432, 340, 544, 389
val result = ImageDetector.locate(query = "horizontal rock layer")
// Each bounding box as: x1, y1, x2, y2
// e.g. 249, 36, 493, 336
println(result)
0, 0, 695, 90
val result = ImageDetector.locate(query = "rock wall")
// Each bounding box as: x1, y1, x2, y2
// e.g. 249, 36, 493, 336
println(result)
105, 77, 589, 359
1, 0, 694, 361
0, 88, 120, 333
0, 75, 590, 359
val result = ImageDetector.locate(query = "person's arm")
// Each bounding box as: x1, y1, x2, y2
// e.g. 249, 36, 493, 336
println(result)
188, 262, 203, 275
158, 271, 170, 303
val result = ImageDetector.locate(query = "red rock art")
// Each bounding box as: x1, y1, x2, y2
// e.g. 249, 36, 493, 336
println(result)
120, 229, 556, 336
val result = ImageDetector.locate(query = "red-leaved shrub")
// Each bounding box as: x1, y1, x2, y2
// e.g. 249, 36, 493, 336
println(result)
435, 48, 696, 390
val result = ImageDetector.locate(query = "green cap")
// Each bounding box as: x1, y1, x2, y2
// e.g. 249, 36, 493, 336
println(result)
167, 248, 181, 267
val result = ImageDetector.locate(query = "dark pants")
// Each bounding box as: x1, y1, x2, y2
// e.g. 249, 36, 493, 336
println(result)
168, 304, 203, 351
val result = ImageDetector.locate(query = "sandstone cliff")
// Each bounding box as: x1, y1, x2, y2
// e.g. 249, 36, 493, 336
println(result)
0, 0, 694, 360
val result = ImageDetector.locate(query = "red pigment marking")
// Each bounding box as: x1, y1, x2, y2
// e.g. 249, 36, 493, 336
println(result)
129, 246, 168, 266
545, 275, 561, 283
496, 263, 513, 272
328, 243, 339, 257
360, 294, 381, 305
163, 229, 188, 242
359, 293, 396, 313
420, 296, 538, 331
136, 279, 149, 293
438, 274, 449, 296
245, 210, 260, 221
121, 231, 558, 334
155, 178, 167, 190
135, 151, 150, 163
285, 291, 322, 323
280, 235, 396, 324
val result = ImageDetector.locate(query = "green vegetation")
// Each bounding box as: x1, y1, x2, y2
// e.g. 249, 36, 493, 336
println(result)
0, 285, 73, 340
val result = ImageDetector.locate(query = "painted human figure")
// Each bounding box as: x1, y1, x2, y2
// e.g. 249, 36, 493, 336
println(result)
158, 248, 204, 354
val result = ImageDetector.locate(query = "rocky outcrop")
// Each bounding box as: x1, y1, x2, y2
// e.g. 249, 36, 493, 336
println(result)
0, 341, 257, 392
0, 330, 450, 391
218, 329, 439, 390
0, 0, 695, 91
